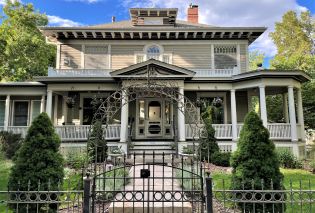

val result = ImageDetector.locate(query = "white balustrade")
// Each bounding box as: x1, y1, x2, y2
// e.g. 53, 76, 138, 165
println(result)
267, 123, 291, 139
193, 68, 237, 77
7, 126, 28, 138
48, 68, 112, 77
213, 124, 232, 139
104, 125, 121, 140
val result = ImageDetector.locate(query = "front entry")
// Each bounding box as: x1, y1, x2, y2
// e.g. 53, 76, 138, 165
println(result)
136, 98, 173, 139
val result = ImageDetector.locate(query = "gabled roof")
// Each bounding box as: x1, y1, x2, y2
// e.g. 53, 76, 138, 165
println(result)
110, 59, 196, 79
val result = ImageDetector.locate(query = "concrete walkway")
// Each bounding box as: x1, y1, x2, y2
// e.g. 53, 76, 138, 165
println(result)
109, 165, 192, 213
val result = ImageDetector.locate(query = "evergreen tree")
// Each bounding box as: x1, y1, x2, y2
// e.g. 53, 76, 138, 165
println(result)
199, 106, 219, 162
88, 120, 108, 162
231, 111, 285, 212
8, 113, 64, 212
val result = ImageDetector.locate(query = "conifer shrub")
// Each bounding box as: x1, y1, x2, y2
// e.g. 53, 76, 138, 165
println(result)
0, 131, 23, 159
8, 113, 64, 212
87, 120, 108, 162
231, 111, 285, 212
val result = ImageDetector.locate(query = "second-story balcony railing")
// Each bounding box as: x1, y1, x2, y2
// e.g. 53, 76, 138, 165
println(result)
47, 67, 239, 78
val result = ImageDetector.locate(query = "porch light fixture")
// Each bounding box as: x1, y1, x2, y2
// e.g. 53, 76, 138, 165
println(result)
212, 97, 223, 107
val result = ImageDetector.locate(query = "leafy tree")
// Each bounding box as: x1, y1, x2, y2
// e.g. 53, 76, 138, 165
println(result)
0, 0, 55, 81
231, 111, 285, 212
249, 50, 265, 70
88, 120, 108, 163
270, 10, 315, 128
8, 113, 64, 212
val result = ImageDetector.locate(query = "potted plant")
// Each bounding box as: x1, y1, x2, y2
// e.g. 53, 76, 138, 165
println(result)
109, 146, 124, 165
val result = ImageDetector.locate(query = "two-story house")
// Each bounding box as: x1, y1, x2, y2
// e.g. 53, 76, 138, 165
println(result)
0, 5, 310, 157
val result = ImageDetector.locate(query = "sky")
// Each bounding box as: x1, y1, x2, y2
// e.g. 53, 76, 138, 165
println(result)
1, 0, 315, 67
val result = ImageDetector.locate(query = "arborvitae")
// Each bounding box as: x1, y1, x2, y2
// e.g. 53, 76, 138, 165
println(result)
88, 120, 108, 162
8, 113, 64, 212
231, 111, 285, 212
199, 106, 219, 162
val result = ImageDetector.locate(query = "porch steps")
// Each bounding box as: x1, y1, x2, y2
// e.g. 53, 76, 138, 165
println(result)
130, 141, 176, 155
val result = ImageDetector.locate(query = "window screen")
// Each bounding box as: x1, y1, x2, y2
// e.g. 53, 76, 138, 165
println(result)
31, 101, 41, 122
84, 46, 108, 69
214, 46, 237, 69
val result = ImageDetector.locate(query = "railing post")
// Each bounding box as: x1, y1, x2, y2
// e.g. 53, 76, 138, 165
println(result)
206, 177, 213, 213
83, 174, 91, 213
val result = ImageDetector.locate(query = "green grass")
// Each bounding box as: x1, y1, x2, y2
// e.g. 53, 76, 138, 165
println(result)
211, 169, 315, 213
0, 158, 13, 212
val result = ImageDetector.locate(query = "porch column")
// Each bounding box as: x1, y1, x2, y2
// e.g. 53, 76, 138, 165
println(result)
178, 87, 186, 142
4, 95, 10, 131
230, 89, 238, 141
288, 86, 297, 141
282, 93, 289, 123
40, 95, 45, 113
259, 86, 268, 127
46, 90, 53, 118
297, 88, 305, 141
54, 95, 58, 125
120, 89, 129, 143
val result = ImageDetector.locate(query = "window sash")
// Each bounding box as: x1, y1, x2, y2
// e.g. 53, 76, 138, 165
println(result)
13, 101, 29, 126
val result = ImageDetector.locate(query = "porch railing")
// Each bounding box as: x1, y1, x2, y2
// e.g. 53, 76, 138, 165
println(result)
193, 68, 238, 77
2, 125, 121, 141
185, 123, 296, 140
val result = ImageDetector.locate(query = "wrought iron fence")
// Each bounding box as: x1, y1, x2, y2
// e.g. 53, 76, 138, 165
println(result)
210, 178, 315, 213
0, 179, 84, 213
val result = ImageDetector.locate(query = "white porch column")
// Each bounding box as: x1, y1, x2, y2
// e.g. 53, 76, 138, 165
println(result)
4, 95, 10, 131
178, 87, 186, 142
297, 88, 305, 141
230, 89, 238, 141
53, 95, 58, 125
40, 95, 45, 113
288, 86, 297, 141
46, 90, 53, 118
120, 89, 129, 143
282, 93, 289, 123
259, 86, 268, 127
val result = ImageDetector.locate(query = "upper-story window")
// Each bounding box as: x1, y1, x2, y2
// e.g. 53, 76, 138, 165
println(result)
84, 45, 109, 69
147, 45, 161, 60
136, 44, 172, 64
214, 45, 237, 69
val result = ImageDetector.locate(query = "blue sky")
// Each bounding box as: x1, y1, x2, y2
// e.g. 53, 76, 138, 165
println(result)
1, 0, 314, 67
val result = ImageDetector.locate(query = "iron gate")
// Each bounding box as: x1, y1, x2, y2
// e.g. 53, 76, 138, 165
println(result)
91, 152, 205, 213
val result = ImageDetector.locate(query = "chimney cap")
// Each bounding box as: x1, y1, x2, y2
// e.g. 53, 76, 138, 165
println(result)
189, 3, 198, 8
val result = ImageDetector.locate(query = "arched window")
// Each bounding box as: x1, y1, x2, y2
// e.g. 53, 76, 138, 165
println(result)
146, 45, 161, 60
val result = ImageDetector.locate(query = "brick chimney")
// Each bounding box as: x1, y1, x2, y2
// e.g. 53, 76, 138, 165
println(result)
187, 4, 198, 24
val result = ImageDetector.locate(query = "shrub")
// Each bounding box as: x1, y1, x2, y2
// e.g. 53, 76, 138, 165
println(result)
88, 120, 108, 162
8, 113, 64, 212
211, 152, 231, 167
310, 160, 315, 174
0, 131, 23, 159
199, 106, 220, 162
65, 151, 89, 170
230, 111, 285, 212
277, 149, 302, 169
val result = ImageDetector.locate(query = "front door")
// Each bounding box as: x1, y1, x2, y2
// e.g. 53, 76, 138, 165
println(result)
136, 99, 173, 139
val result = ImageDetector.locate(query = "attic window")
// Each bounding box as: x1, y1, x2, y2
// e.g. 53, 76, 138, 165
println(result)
147, 45, 161, 60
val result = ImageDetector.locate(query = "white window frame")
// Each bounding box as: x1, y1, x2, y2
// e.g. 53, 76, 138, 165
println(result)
213, 44, 238, 70
83, 44, 110, 69
11, 100, 30, 126
135, 44, 173, 64
30, 100, 41, 122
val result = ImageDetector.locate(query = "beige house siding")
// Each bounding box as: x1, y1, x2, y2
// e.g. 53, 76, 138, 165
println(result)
164, 45, 211, 69
60, 44, 82, 69
111, 45, 144, 69
240, 44, 247, 73
236, 91, 248, 122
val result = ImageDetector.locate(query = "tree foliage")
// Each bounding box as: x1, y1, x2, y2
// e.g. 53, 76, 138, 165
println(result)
88, 120, 108, 163
0, 0, 55, 81
249, 50, 265, 70
269, 10, 315, 129
231, 111, 285, 212
8, 113, 64, 212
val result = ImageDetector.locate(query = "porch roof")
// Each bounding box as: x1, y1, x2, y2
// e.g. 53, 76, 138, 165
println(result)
110, 59, 196, 79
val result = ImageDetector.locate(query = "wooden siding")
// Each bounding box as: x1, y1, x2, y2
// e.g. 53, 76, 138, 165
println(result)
164, 45, 211, 69
240, 44, 247, 72
111, 45, 143, 69
60, 44, 82, 69
236, 91, 248, 122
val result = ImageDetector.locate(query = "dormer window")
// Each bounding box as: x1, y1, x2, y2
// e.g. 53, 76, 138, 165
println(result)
147, 45, 161, 60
